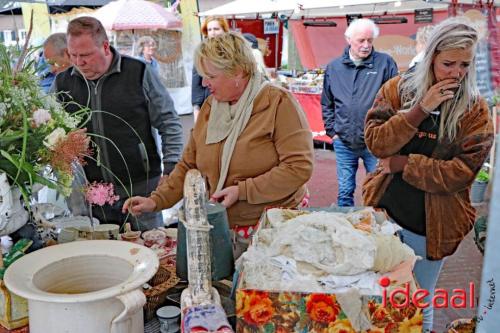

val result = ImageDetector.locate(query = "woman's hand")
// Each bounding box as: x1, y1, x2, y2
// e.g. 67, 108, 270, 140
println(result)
210, 185, 239, 208
122, 196, 156, 216
378, 156, 409, 174
420, 78, 460, 111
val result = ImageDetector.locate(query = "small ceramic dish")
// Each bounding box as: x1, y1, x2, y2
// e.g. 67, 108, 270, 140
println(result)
142, 229, 166, 247
121, 230, 141, 242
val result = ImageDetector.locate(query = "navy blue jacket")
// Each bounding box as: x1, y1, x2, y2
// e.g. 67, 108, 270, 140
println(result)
321, 47, 398, 149
191, 67, 210, 108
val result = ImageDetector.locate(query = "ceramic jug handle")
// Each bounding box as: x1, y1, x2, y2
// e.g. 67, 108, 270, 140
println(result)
111, 289, 146, 333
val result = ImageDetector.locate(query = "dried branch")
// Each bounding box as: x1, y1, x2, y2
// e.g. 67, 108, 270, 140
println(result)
13, 9, 34, 77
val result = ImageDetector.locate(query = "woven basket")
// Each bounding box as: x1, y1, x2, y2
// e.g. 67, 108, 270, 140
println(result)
143, 261, 180, 321
446, 318, 476, 333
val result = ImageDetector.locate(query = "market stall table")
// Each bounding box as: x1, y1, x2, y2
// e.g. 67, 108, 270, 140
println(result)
292, 92, 332, 145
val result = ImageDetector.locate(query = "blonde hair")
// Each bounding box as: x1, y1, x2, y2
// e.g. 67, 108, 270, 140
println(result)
194, 31, 256, 79
200, 16, 230, 37
400, 17, 479, 142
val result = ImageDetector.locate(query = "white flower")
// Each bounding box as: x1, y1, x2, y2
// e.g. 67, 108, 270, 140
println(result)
32, 108, 52, 127
42, 94, 61, 110
43, 128, 66, 150
0, 103, 6, 117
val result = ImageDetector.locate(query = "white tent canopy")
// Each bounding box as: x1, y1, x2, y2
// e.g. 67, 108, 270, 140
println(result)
298, 0, 449, 18
199, 0, 451, 18
300, 0, 397, 9
198, 0, 297, 17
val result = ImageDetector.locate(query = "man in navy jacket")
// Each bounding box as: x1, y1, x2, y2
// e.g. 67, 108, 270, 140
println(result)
321, 18, 398, 206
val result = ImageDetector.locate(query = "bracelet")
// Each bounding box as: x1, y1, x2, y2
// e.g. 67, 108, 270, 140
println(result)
419, 102, 433, 115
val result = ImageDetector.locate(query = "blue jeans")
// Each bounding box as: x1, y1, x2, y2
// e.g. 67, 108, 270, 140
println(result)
333, 139, 377, 206
399, 228, 444, 332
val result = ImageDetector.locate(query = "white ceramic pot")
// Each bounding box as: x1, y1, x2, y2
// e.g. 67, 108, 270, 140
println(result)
4, 240, 159, 333
0, 173, 28, 236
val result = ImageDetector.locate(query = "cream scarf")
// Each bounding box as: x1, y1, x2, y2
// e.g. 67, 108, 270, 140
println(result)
206, 72, 267, 192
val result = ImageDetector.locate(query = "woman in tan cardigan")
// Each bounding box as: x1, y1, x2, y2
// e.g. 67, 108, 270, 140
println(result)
363, 18, 493, 332
124, 32, 314, 254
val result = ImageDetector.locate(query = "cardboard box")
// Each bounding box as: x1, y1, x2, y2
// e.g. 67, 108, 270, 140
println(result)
235, 207, 423, 332
236, 290, 422, 332
0, 324, 28, 333
0, 281, 28, 331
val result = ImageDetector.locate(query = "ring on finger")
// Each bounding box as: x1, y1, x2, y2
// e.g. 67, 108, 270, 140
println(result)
440, 88, 445, 95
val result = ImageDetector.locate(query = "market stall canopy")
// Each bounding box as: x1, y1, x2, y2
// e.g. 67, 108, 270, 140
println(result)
92, 0, 182, 30
0, 0, 111, 14
197, 0, 461, 18
296, 0, 449, 18
198, 0, 297, 17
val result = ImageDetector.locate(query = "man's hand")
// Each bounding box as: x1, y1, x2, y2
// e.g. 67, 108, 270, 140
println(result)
210, 185, 239, 208
122, 196, 157, 216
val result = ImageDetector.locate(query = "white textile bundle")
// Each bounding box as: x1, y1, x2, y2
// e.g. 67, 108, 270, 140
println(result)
265, 212, 377, 276
372, 234, 415, 273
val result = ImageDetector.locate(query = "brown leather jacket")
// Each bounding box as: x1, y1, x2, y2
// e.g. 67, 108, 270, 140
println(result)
363, 76, 494, 260
150, 84, 314, 227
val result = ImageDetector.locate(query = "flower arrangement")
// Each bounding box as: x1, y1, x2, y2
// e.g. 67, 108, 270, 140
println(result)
0, 39, 91, 199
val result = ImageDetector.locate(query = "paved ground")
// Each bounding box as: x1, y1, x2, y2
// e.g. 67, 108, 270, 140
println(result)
180, 115, 484, 332
309, 149, 484, 333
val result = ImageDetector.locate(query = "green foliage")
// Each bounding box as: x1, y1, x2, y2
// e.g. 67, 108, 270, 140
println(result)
475, 169, 490, 182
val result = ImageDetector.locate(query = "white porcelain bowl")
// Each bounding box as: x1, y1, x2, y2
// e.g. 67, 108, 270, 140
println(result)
4, 240, 159, 333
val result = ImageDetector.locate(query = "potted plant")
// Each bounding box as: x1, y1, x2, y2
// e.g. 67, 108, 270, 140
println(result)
471, 168, 490, 203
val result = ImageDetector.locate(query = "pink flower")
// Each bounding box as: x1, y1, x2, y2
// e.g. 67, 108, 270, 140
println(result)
84, 182, 120, 206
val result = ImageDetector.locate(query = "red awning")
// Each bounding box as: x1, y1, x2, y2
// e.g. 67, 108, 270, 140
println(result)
290, 11, 449, 70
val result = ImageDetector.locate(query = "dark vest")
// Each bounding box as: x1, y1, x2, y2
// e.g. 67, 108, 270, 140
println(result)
55, 56, 161, 193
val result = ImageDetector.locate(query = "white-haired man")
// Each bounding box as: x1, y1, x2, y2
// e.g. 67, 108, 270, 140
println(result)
321, 18, 398, 206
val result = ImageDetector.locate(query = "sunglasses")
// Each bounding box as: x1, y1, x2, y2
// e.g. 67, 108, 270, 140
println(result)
46, 59, 66, 69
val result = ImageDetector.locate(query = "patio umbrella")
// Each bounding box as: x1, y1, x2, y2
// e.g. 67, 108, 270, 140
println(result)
93, 0, 182, 31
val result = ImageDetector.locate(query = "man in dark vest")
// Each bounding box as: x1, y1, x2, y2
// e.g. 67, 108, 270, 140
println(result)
52, 16, 183, 231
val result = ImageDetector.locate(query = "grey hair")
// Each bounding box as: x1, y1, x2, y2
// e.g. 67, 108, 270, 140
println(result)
399, 17, 479, 142
136, 36, 156, 55
43, 33, 67, 57
345, 18, 379, 39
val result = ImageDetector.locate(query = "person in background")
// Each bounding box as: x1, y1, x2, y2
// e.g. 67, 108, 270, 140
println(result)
363, 18, 493, 332
136, 36, 159, 72
409, 25, 434, 68
52, 16, 183, 231
191, 16, 229, 121
321, 18, 398, 207
242, 33, 268, 79
124, 32, 314, 258
38, 33, 71, 93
